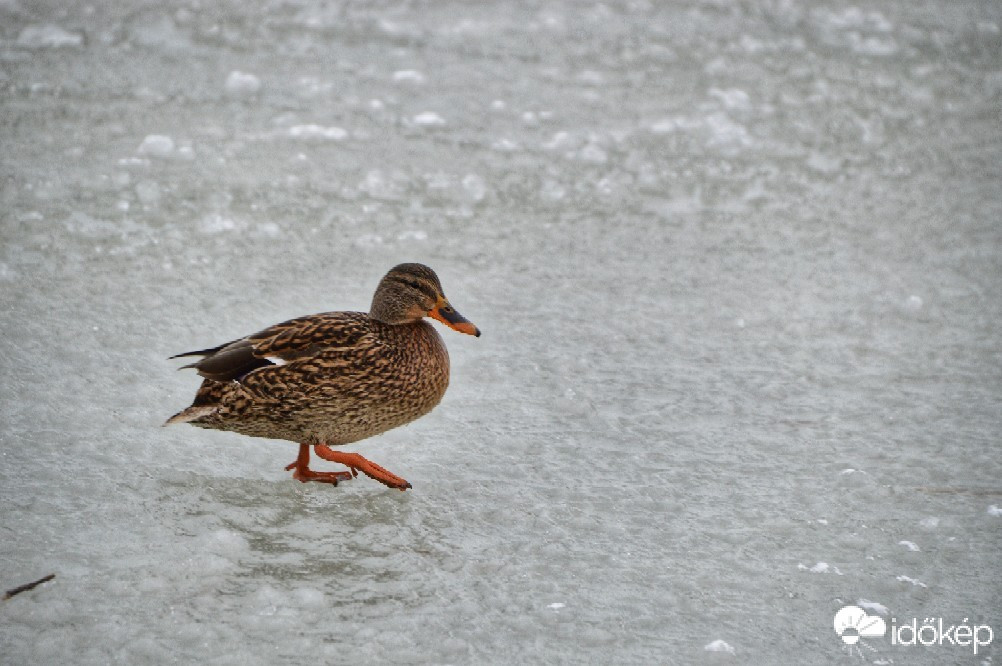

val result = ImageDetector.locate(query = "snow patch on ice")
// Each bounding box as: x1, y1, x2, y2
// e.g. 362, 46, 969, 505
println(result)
413, 112, 446, 127
987, 505, 1002, 517
704, 639, 735, 654
896, 575, 927, 588
799, 562, 842, 575
898, 540, 920, 552
288, 124, 348, 140
709, 88, 751, 110
393, 70, 425, 84
704, 113, 751, 148
255, 222, 281, 238
542, 131, 573, 150
647, 113, 751, 151
817, 7, 893, 32
919, 516, 939, 529
848, 34, 898, 57
492, 138, 519, 151
857, 599, 889, 615
295, 76, 333, 97
547, 602, 565, 610
578, 142, 608, 163
225, 71, 261, 97
199, 215, 246, 234
16, 24, 83, 49
359, 170, 404, 200
649, 116, 699, 134
813, 7, 897, 56
461, 174, 487, 202
137, 134, 175, 157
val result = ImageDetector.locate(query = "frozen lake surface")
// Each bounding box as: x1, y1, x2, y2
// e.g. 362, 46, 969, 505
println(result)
2, 1, 1000, 663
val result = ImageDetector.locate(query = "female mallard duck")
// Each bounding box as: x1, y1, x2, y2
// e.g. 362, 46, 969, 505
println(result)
165, 263, 480, 491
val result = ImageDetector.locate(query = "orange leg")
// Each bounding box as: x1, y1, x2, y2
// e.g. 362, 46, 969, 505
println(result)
284, 443, 355, 485
315, 444, 411, 491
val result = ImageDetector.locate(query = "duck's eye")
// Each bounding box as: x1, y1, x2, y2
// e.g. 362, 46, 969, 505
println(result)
405, 280, 422, 290
442, 305, 454, 314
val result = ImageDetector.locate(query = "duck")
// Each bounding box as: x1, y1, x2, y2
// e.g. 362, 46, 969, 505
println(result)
165, 263, 480, 491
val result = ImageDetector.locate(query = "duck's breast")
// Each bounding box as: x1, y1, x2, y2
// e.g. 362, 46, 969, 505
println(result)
382, 320, 451, 417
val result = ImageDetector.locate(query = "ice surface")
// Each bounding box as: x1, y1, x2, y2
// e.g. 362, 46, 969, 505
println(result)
15, 24, 83, 49
287, 124, 348, 140
704, 639, 736, 654
224, 71, 262, 97
412, 111, 446, 127
392, 70, 425, 84
2, 1, 1000, 664
896, 575, 929, 588
857, 599, 890, 616
136, 134, 175, 157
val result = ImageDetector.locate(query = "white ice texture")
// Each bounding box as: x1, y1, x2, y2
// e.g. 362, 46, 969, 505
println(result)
2, 2, 1000, 665
225, 71, 262, 97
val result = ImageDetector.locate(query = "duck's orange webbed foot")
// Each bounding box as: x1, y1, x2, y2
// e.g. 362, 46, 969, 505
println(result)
315, 444, 412, 491
285, 443, 356, 485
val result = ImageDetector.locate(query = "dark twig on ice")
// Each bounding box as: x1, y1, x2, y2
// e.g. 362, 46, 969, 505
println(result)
4, 574, 55, 600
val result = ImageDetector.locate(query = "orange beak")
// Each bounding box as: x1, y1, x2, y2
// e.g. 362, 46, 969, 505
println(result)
429, 298, 481, 337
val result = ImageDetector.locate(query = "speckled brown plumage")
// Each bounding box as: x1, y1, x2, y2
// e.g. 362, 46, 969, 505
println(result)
165, 263, 480, 490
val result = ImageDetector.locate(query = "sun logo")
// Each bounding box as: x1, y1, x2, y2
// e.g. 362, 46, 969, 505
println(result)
834, 605, 887, 658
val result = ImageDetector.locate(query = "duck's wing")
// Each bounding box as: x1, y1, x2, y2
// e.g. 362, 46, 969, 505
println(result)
171, 312, 374, 383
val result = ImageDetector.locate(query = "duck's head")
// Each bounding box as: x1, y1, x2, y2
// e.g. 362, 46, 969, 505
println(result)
369, 263, 481, 337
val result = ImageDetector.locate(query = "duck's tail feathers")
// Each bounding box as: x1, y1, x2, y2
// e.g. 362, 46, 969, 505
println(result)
169, 344, 228, 361
163, 404, 218, 426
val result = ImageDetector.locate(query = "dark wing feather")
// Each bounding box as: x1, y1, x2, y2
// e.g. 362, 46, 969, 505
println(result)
185, 339, 272, 382
172, 312, 374, 383
168, 342, 232, 360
